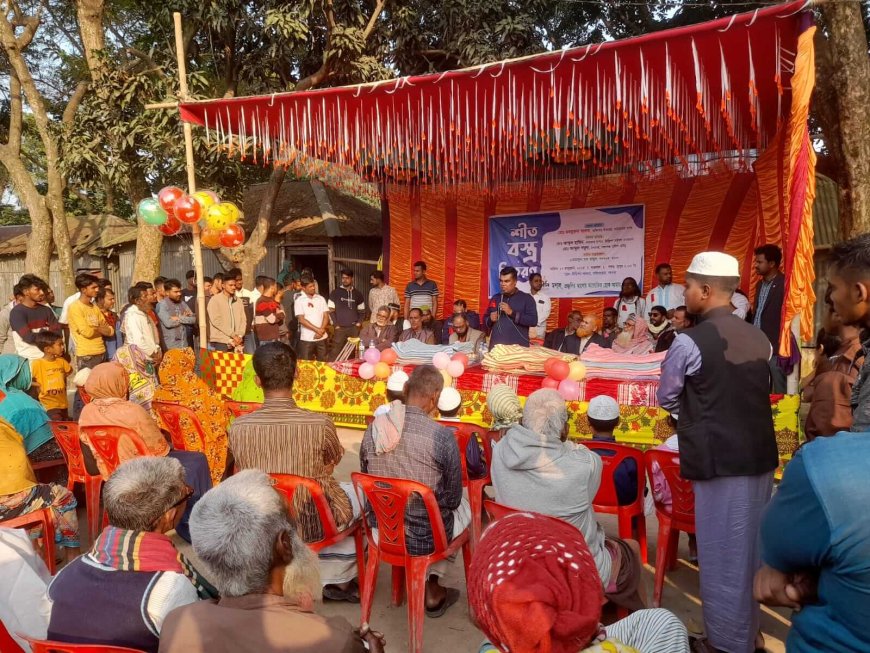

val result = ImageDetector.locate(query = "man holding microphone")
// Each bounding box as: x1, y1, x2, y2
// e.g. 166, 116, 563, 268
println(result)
485, 266, 538, 347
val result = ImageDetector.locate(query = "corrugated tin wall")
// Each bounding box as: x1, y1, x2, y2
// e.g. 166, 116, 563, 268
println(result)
332, 237, 383, 292
0, 254, 105, 299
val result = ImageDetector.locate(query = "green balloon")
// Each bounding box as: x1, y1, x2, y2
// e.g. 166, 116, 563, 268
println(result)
138, 198, 168, 226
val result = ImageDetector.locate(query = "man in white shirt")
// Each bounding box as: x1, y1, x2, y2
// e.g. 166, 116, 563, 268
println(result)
529, 272, 551, 341
294, 274, 329, 361
122, 285, 162, 362
645, 263, 686, 317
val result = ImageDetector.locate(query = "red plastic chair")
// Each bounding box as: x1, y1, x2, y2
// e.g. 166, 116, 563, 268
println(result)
152, 401, 208, 452
0, 619, 25, 652
269, 473, 366, 595
0, 508, 56, 575
483, 499, 522, 522
584, 441, 648, 563
50, 422, 103, 543
79, 426, 151, 477
19, 635, 147, 652
225, 400, 262, 418
439, 422, 493, 549
352, 472, 472, 653
644, 450, 696, 607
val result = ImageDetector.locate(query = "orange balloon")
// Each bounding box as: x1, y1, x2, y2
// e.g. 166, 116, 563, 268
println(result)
373, 362, 391, 379
379, 348, 398, 365
549, 359, 570, 381
201, 227, 222, 249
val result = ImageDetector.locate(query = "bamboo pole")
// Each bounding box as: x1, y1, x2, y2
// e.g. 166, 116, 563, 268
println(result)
172, 12, 208, 347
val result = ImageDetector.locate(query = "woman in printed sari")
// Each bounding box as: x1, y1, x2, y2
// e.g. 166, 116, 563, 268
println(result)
612, 317, 655, 356
0, 354, 57, 462
153, 348, 229, 485
113, 344, 158, 411
0, 417, 80, 562
78, 362, 211, 543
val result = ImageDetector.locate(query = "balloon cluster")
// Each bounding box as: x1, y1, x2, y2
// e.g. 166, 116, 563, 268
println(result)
358, 346, 399, 380
137, 186, 246, 249
542, 357, 586, 401
433, 351, 468, 387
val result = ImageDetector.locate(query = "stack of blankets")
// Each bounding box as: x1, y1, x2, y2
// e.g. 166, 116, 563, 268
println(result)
579, 344, 666, 380
391, 340, 477, 365
482, 345, 575, 375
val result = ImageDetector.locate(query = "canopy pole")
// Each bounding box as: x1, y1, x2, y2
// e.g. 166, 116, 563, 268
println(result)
172, 12, 208, 347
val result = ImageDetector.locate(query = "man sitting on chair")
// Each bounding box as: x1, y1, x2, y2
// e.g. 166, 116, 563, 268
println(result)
544, 311, 582, 354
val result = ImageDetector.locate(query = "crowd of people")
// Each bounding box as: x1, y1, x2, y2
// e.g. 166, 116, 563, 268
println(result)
1, 234, 869, 653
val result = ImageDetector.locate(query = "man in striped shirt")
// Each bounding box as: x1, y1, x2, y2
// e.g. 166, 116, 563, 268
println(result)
404, 260, 439, 319
228, 342, 362, 602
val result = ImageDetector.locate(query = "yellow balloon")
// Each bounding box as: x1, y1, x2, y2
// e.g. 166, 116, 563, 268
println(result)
206, 203, 234, 230
222, 202, 241, 225
568, 360, 586, 381
192, 190, 219, 211
440, 370, 453, 388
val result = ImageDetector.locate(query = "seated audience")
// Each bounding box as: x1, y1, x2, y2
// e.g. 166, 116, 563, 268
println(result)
374, 370, 408, 417
449, 313, 485, 349
153, 348, 230, 485
755, 431, 870, 652
647, 305, 670, 342
229, 342, 361, 602
470, 512, 689, 653
437, 387, 463, 421
0, 417, 80, 563
544, 311, 582, 354
442, 299, 482, 342
0, 354, 56, 460
30, 331, 72, 421
486, 383, 523, 434
159, 470, 384, 653
387, 302, 401, 326
600, 307, 620, 348
612, 316, 654, 355
359, 305, 399, 351
490, 389, 646, 611
588, 395, 638, 507
397, 308, 436, 344
78, 362, 211, 542
48, 457, 213, 652
360, 365, 469, 617
0, 527, 52, 650
576, 314, 608, 353
439, 387, 488, 480
421, 307, 443, 345
114, 343, 159, 411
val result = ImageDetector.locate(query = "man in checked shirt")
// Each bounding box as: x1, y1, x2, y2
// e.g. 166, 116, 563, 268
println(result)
360, 365, 470, 618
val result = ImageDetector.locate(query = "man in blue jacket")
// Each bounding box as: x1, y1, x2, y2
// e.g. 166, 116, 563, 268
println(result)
485, 266, 538, 347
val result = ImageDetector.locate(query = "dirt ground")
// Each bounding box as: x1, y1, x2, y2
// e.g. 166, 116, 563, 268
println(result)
77, 426, 792, 652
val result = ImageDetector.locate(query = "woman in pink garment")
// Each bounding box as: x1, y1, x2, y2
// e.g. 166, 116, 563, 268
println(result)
611, 316, 654, 355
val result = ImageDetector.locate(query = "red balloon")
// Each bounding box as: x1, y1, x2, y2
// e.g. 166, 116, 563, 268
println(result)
544, 357, 559, 375
541, 376, 560, 389
158, 215, 182, 236
549, 359, 570, 382
451, 352, 469, 367
219, 223, 245, 248
173, 193, 201, 224
379, 348, 398, 365
157, 186, 185, 214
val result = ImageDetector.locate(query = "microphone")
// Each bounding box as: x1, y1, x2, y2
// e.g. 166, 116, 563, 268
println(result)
499, 293, 504, 315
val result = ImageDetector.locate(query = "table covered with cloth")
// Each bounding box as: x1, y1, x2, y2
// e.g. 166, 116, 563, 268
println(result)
198, 350, 802, 465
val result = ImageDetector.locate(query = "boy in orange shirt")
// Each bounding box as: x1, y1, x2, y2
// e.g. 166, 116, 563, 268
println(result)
31, 331, 72, 420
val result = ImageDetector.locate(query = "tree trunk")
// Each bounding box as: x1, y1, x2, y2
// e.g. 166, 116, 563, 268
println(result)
128, 172, 164, 284
75, 0, 106, 79
218, 166, 287, 290
817, 3, 870, 237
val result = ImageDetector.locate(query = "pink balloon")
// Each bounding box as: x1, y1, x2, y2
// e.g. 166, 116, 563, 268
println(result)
432, 352, 451, 370
558, 378, 580, 401
359, 362, 375, 380
447, 360, 465, 378
363, 347, 381, 365
541, 376, 560, 390
550, 359, 570, 382
452, 352, 469, 367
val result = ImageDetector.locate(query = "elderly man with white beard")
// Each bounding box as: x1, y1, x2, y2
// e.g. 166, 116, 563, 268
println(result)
159, 470, 386, 653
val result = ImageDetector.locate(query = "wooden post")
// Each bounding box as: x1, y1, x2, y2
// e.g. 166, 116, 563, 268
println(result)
172, 12, 208, 346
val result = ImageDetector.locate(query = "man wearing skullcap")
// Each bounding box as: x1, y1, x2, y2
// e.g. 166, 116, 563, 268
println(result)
657, 252, 778, 653
469, 512, 689, 653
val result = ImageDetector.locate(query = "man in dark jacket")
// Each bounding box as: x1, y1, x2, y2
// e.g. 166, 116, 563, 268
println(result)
753, 244, 786, 392
327, 269, 365, 360
658, 251, 778, 653
485, 266, 538, 347
544, 311, 582, 353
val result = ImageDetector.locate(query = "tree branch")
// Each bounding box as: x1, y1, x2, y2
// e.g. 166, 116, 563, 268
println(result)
362, 0, 386, 39
44, 3, 85, 57
62, 80, 89, 126
6, 70, 22, 157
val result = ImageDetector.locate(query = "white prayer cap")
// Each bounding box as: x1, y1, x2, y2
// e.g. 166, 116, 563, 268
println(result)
587, 395, 620, 421
386, 370, 409, 392
686, 252, 740, 277
73, 368, 91, 387
437, 386, 462, 413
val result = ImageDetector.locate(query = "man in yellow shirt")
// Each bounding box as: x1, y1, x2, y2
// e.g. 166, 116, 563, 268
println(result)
67, 273, 114, 370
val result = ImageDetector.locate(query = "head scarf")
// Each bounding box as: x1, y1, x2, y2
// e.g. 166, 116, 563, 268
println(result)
468, 512, 607, 653
113, 344, 157, 410
153, 348, 229, 485
487, 383, 523, 430
0, 354, 52, 454
612, 317, 654, 355
0, 417, 37, 495
231, 358, 263, 403
84, 362, 130, 400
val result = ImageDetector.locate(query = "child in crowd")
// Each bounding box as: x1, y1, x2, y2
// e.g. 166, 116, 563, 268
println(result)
439, 386, 488, 479
437, 387, 463, 421
30, 331, 72, 421
253, 277, 285, 346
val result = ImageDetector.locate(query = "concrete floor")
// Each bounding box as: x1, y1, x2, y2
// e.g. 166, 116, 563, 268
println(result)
73, 426, 792, 652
